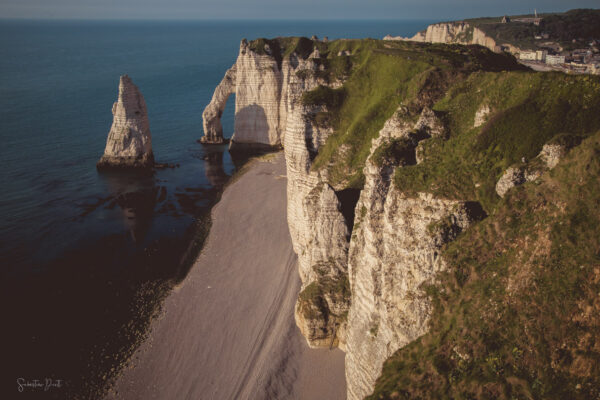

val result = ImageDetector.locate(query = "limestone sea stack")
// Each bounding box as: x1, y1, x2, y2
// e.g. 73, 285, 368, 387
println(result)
97, 75, 154, 169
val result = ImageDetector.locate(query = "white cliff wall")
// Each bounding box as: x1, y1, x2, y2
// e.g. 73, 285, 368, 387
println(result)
385, 22, 499, 53
232, 43, 283, 145
283, 90, 353, 348
342, 109, 480, 399
203, 38, 353, 346
202, 40, 331, 147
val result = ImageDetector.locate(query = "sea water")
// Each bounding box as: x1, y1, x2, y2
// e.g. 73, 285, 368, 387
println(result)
0, 19, 434, 398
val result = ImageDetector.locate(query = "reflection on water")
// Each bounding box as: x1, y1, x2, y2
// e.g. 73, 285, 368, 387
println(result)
203, 148, 229, 188
99, 171, 158, 243
0, 143, 278, 399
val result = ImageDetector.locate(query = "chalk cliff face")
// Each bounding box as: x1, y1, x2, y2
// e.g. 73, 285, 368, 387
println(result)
385, 22, 498, 53
205, 38, 486, 399
203, 38, 353, 347
285, 103, 353, 349
283, 86, 482, 397
202, 39, 330, 149
97, 75, 154, 169
334, 106, 480, 399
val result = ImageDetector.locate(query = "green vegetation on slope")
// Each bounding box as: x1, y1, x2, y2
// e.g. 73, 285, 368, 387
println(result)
465, 8, 600, 50
301, 40, 526, 188
245, 36, 525, 189
369, 131, 600, 400
394, 72, 600, 213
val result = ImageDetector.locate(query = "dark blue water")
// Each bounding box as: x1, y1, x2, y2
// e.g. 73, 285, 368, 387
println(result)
0, 19, 433, 398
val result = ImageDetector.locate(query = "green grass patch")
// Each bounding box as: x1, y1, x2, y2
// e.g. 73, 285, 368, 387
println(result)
394, 71, 600, 213
368, 132, 600, 400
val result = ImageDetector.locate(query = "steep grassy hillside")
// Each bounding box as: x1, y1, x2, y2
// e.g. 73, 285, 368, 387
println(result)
394, 71, 600, 213
366, 71, 600, 399
300, 40, 526, 188
369, 131, 600, 400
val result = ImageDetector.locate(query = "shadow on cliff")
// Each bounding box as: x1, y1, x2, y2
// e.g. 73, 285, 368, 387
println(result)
231, 104, 270, 150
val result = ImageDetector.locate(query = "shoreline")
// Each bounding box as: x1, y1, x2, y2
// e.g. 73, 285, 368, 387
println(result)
106, 152, 346, 400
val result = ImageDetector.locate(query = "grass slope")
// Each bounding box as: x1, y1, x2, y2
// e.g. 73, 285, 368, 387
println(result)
369, 131, 600, 400
302, 40, 526, 188
394, 71, 600, 213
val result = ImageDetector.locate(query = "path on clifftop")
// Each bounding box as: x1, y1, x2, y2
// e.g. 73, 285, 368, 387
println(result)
107, 153, 346, 400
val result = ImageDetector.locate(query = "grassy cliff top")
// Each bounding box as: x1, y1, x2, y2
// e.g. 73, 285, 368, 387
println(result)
394, 71, 600, 213
293, 39, 526, 189
369, 130, 600, 400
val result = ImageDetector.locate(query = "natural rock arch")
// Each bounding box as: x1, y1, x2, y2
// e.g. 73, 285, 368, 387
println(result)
201, 66, 237, 144
201, 39, 287, 149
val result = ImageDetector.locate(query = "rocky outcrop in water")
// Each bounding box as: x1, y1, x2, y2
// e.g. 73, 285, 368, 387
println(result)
97, 75, 154, 169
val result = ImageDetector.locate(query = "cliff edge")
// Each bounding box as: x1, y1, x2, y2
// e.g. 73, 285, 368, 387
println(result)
206, 36, 600, 400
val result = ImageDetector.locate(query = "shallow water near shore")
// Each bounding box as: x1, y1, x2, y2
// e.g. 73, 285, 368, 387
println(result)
0, 19, 434, 398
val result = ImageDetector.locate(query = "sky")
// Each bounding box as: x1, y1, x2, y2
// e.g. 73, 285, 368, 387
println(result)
0, 0, 598, 20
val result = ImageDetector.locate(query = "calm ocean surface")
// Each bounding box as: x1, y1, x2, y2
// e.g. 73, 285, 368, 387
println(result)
0, 19, 433, 398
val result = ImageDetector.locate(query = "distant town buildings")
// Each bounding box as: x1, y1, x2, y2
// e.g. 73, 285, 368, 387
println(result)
519, 50, 547, 62
546, 54, 566, 65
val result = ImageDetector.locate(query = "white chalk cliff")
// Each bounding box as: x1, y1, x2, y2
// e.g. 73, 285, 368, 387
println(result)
202, 39, 329, 149
97, 75, 154, 169
204, 38, 485, 400
343, 107, 482, 399
384, 22, 500, 53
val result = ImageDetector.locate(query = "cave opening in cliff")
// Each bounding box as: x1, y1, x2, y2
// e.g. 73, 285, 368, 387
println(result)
334, 188, 361, 237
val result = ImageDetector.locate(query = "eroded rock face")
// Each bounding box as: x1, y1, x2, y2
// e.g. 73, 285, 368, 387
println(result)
343, 108, 481, 400
202, 39, 335, 150
97, 75, 154, 169
540, 143, 567, 169
496, 166, 528, 197
285, 103, 352, 349
495, 141, 571, 197
206, 38, 354, 349
201, 66, 236, 144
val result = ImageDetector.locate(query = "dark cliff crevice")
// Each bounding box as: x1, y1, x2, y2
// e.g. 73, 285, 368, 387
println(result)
335, 188, 361, 237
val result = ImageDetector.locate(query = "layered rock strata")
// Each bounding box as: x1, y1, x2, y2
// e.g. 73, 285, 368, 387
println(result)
203, 38, 354, 348
384, 22, 500, 53
285, 104, 352, 349
97, 75, 154, 169
202, 39, 336, 150
339, 106, 480, 399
